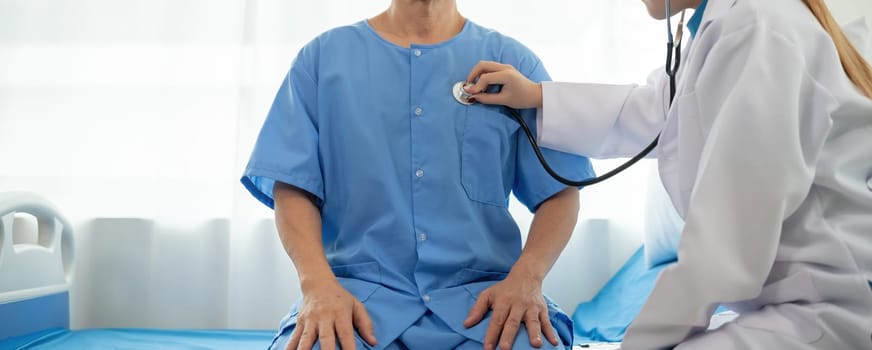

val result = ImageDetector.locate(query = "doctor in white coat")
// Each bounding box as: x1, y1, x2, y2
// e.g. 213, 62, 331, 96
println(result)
464, 0, 872, 349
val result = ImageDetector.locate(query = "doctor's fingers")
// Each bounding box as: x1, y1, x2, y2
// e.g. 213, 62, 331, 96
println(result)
469, 71, 540, 109
466, 60, 514, 84
352, 300, 377, 346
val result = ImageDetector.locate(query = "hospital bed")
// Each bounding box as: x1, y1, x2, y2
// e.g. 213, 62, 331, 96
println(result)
0, 191, 666, 349
0, 192, 275, 349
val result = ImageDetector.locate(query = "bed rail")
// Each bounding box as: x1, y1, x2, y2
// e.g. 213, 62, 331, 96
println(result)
0, 191, 74, 303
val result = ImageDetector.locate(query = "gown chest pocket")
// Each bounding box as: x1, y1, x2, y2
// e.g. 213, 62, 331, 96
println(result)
460, 104, 520, 207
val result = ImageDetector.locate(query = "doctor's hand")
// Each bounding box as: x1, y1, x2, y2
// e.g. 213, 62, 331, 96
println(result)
465, 60, 543, 109
288, 279, 377, 350
464, 270, 560, 350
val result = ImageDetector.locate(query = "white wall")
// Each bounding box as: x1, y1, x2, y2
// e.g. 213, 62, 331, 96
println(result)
828, 0, 872, 23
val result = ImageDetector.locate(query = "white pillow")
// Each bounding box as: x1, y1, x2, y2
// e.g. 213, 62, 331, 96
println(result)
643, 169, 685, 268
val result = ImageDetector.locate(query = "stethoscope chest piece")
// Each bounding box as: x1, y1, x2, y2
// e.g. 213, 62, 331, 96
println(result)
452, 81, 474, 105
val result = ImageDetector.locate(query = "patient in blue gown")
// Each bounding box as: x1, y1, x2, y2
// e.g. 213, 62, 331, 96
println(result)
241, 1, 594, 349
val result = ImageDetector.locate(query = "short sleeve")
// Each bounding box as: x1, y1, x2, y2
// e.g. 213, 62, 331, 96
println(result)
513, 60, 596, 212
241, 58, 323, 209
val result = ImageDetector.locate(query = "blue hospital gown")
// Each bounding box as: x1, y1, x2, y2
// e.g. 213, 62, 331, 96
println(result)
241, 19, 594, 349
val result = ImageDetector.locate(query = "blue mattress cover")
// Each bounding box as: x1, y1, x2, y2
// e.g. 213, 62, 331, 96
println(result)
0, 328, 275, 350
571, 247, 730, 344
572, 246, 669, 343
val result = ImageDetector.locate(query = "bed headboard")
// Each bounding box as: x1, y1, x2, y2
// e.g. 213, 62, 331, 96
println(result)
0, 191, 74, 339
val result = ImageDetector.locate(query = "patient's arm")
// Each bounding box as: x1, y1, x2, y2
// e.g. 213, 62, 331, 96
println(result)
464, 187, 580, 350
273, 182, 377, 350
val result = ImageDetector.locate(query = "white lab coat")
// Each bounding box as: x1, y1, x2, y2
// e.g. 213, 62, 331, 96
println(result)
538, 0, 872, 349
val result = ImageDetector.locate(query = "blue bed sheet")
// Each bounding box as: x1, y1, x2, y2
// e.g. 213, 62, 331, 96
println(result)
0, 327, 275, 350
572, 247, 731, 345
572, 247, 669, 344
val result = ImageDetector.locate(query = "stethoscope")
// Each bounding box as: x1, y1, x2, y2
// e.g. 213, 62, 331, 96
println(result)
453, 1, 686, 187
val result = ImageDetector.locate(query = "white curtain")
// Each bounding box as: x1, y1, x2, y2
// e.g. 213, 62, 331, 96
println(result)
3, 0, 866, 331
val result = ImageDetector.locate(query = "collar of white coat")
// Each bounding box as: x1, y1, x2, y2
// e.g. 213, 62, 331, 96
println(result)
690, 0, 737, 39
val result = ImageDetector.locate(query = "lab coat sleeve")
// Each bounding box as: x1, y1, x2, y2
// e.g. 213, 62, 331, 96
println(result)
537, 67, 670, 159
621, 26, 829, 349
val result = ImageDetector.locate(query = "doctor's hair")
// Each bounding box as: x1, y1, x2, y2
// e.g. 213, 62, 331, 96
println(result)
803, 0, 872, 99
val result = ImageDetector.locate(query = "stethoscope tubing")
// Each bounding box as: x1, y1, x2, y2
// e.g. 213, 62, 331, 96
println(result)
503, 3, 684, 188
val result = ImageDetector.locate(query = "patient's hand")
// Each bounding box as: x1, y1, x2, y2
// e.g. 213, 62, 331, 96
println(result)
463, 271, 559, 350
287, 280, 376, 350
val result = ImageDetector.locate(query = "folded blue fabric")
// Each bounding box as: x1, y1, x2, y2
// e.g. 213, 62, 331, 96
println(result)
572, 247, 733, 344
572, 247, 669, 343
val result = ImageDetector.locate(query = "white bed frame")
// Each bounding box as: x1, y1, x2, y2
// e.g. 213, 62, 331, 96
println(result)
0, 191, 74, 339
